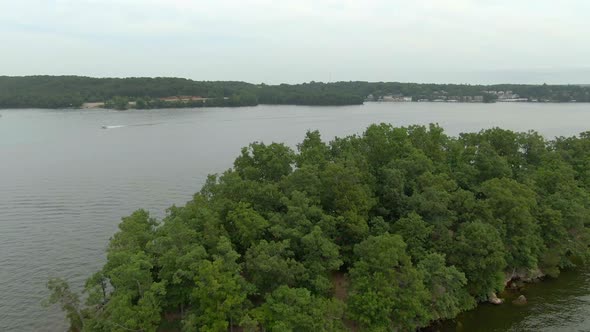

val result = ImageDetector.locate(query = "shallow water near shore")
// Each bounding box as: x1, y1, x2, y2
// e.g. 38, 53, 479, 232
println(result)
1, 103, 590, 331
434, 267, 590, 331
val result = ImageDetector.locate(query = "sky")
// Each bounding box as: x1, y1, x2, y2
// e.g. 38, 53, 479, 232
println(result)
1, 0, 589, 84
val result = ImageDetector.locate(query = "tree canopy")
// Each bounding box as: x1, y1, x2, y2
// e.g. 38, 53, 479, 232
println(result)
47, 124, 590, 331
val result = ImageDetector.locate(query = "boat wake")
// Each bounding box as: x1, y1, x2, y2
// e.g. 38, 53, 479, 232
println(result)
101, 123, 161, 129
101, 125, 127, 129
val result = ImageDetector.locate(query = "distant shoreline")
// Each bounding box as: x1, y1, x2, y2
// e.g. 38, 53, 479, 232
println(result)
2, 75, 590, 109
2, 99, 587, 112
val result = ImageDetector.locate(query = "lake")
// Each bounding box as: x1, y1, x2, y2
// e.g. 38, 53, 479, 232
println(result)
1, 103, 590, 331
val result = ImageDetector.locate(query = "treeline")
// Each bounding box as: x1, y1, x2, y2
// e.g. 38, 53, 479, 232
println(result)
2, 76, 590, 109
365, 82, 590, 102
47, 124, 590, 331
103, 95, 259, 110
0, 76, 257, 109
0, 76, 364, 108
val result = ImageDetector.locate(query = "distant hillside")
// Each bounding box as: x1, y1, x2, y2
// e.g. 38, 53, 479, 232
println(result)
1, 76, 589, 109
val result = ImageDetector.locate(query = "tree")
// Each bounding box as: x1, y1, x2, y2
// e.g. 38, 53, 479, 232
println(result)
234, 142, 295, 182
108, 209, 157, 253
480, 178, 543, 270
104, 96, 130, 110
418, 253, 475, 321
251, 286, 345, 331
150, 222, 208, 315
391, 212, 433, 262
101, 282, 166, 332
184, 252, 252, 331
44, 278, 84, 331
244, 240, 306, 294
300, 226, 343, 294
362, 124, 413, 171
449, 222, 507, 299
296, 130, 330, 168
347, 234, 430, 331
226, 202, 270, 251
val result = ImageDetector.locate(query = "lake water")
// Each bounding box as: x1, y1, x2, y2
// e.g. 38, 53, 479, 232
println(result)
1, 103, 590, 331
437, 268, 590, 332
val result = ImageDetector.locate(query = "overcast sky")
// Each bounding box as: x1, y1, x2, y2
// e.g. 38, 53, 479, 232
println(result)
1, 0, 589, 84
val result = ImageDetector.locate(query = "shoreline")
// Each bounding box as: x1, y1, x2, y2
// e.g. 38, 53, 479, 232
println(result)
429, 266, 587, 331
2, 99, 589, 111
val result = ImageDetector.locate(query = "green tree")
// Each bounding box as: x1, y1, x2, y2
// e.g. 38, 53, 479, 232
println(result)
184, 250, 252, 331
296, 130, 330, 168
226, 202, 270, 251
105, 96, 129, 110
244, 240, 306, 294
44, 278, 84, 331
347, 234, 430, 331
101, 282, 166, 332
449, 222, 507, 299
234, 142, 295, 182
251, 286, 345, 332
300, 226, 343, 294
418, 253, 475, 321
391, 212, 433, 262
480, 178, 543, 270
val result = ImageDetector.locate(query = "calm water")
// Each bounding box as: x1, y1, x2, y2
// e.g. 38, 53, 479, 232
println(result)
437, 268, 590, 332
1, 103, 590, 331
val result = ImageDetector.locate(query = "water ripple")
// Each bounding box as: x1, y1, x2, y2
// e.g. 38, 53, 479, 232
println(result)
3, 105, 590, 331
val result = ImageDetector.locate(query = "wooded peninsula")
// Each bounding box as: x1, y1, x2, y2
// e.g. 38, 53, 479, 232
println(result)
2, 76, 590, 109
47, 124, 590, 331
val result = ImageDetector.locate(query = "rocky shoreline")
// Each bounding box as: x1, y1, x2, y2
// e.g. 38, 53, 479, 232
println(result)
488, 268, 545, 305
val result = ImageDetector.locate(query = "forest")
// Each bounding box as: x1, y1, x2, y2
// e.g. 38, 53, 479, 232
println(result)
47, 124, 590, 331
2, 76, 590, 109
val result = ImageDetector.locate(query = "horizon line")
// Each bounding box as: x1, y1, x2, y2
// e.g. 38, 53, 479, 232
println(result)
1, 75, 589, 87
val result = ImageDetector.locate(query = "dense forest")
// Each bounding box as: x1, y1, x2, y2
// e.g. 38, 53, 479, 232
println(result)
47, 124, 590, 331
2, 76, 590, 109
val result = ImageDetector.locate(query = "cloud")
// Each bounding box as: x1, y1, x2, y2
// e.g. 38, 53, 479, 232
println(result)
1, 0, 589, 83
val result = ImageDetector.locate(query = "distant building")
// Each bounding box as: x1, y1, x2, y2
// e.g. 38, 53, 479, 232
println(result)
159, 96, 208, 102
497, 98, 529, 102
496, 90, 520, 101
380, 94, 412, 102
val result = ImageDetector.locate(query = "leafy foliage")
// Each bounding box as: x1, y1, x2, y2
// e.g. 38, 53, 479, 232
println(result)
47, 124, 590, 331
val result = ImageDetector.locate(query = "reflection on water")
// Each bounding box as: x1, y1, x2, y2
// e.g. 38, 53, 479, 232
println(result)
436, 268, 590, 332
1, 103, 590, 331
